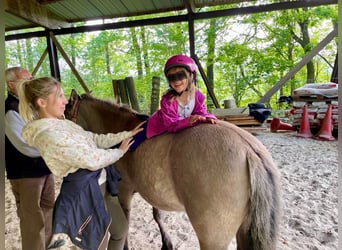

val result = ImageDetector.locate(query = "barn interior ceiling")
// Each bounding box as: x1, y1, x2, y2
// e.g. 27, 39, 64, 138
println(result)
5, 0, 337, 34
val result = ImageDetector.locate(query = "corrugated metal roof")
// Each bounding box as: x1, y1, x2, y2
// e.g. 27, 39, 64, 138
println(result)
5, 0, 336, 32
5, 12, 30, 29
5, 0, 253, 31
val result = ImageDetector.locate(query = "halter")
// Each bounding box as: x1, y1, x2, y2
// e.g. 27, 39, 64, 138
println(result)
71, 97, 81, 123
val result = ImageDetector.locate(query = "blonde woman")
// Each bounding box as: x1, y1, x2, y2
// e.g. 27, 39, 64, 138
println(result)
17, 76, 144, 250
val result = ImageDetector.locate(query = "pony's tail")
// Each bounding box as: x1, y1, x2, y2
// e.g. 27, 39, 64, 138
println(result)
239, 150, 281, 250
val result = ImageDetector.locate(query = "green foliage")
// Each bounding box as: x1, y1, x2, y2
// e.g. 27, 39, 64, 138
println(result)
5, 4, 337, 112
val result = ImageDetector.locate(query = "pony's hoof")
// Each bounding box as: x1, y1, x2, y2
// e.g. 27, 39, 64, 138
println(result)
161, 243, 174, 250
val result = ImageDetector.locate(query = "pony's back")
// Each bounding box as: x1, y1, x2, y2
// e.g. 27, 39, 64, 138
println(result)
120, 120, 277, 209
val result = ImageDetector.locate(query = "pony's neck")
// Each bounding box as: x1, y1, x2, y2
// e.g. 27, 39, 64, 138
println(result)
78, 97, 141, 134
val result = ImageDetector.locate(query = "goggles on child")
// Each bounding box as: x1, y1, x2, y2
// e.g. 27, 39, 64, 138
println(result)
166, 71, 187, 83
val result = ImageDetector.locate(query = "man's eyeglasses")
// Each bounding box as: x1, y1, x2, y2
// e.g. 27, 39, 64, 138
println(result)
167, 71, 187, 83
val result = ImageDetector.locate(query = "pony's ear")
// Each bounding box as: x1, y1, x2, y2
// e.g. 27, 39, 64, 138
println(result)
69, 89, 79, 105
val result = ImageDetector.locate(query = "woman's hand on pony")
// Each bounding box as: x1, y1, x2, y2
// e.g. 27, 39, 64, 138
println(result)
130, 121, 146, 136
118, 121, 146, 153
119, 137, 135, 153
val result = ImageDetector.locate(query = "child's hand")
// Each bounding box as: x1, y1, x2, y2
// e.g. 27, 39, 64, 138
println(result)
119, 137, 134, 153
190, 115, 217, 125
189, 115, 206, 125
206, 117, 217, 124
130, 121, 146, 136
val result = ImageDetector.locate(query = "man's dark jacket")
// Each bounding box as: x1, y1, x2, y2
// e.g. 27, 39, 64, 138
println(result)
5, 93, 51, 179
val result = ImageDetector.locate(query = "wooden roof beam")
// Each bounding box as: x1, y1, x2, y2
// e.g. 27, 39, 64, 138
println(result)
5, 0, 70, 29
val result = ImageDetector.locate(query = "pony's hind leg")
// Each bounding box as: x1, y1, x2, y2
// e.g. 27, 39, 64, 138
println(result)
236, 221, 252, 250
188, 206, 244, 250
153, 208, 174, 250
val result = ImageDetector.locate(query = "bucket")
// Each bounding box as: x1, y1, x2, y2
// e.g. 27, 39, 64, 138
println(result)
224, 99, 235, 109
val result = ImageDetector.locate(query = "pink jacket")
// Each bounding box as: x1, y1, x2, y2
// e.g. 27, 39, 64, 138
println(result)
146, 89, 216, 138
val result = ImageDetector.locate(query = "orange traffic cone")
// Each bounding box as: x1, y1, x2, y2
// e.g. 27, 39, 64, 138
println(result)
270, 117, 293, 132
314, 104, 336, 141
297, 104, 313, 138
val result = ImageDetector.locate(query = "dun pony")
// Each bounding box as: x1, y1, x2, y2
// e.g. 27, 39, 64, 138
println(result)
65, 90, 281, 250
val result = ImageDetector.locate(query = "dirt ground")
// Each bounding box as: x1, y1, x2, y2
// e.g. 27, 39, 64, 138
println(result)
5, 130, 338, 250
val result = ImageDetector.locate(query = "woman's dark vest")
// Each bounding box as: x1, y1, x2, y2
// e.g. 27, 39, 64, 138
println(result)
5, 93, 51, 179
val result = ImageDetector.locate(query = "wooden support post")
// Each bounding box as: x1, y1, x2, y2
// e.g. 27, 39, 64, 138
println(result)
150, 76, 160, 114
117, 79, 129, 105
46, 31, 60, 80
112, 79, 120, 102
49, 31, 91, 94
330, 53, 338, 83
125, 76, 140, 112
32, 47, 48, 77
192, 54, 220, 108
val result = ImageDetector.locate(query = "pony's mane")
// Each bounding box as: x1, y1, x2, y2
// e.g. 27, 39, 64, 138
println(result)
80, 93, 136, 114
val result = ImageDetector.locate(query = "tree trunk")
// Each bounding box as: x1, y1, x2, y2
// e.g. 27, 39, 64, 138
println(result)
294, 8, 315, 83
71, 34, 76, 66
206, 19, 217, 111
141, 27, 150, 77
16, 40, 23, 67
150, 76, 160, 114
130, 27, 143, 79
106, 43, 111, 75
25, 39, 33, 70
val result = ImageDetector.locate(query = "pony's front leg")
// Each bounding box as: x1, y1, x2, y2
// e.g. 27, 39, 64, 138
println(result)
153, 208, 174, 250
